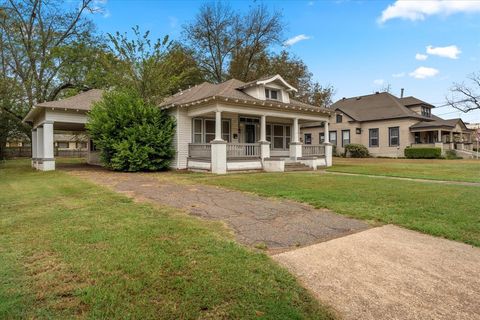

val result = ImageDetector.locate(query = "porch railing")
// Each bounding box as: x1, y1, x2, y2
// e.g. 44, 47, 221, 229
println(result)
188, 143, 211, 158
302, 144, 325, 157
227, 143, 260, 159
410, 143, 435, 148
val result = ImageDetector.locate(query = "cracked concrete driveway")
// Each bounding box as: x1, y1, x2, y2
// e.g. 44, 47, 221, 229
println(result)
275, 225, 480, 320
63, 164, 368, 249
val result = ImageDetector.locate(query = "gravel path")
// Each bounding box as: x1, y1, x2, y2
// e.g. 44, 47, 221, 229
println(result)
63, 164, 368, 249
274, 225, 480, 320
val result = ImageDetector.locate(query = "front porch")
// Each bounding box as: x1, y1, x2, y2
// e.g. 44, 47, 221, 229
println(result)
410, 128, 475, 154
182, 109, 332, 173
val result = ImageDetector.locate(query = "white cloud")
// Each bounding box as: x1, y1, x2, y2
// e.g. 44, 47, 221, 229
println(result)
415, 53, 428, 61
284, 34, 311, 46
426, 45, 461, 59
392, 72, 406, 78
373, 79, 385, 85
379, 0, 480, 24
409, 66, 439, 79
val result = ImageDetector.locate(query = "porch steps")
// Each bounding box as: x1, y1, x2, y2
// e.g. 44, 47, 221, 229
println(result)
284, 162, 314, 172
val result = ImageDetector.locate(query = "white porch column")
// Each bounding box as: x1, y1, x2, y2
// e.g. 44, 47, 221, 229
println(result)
289, 118, 302, 160
40, 122, 55, 171
449, 131, 454, 149
215, 110, 222, 141
324, 121, 330, 143
36, 126, 44, 168
259, 114, 270, 160
211, 110, 226, 174
437, 130, 442, 142
31, 129, 37, 168
322, 120, 333, 167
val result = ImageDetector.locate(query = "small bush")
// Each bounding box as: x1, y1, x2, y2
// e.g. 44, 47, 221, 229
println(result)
87, 89, 176, 171
344, 144, 369, 158
404, 147, 441, 159
445, 150, 462, 160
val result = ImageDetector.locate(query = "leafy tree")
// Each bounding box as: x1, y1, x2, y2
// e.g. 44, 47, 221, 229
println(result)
0, 0, 99, 107
86, 90, 176, 172
107, 26, 204, 103
447, 72, 480, 112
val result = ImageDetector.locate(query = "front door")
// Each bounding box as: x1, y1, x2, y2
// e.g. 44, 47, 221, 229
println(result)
245, 124, 256, 143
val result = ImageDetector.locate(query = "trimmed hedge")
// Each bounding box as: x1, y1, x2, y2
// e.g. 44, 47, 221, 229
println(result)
344, 143, 369, 158
404, 147, 441, 159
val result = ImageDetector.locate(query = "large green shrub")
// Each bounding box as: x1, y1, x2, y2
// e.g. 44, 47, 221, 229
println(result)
87, 90, 176, 171
344, 143, 369, 158
404, 147, 441, 159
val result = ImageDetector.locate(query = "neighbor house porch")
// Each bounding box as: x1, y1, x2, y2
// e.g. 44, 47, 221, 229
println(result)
410, 127, 475, 154
173, 104, 332, 173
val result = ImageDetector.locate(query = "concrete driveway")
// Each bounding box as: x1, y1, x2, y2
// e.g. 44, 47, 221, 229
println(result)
274, 225, 480, 320
63, 164, 368, 249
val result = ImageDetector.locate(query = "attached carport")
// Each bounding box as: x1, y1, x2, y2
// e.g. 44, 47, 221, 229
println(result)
23, 89, 103, 171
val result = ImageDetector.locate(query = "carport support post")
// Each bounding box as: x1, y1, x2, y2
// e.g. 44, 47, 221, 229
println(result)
41, 122, 55, 171
31, 129, 37, 168
36, 126, 44, 170
289, 118, 302, 160
211, 110, 226, 174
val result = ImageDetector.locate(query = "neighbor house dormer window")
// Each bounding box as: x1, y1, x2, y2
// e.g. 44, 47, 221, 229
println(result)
421, 106, 431, 117
265, 88, 279, 100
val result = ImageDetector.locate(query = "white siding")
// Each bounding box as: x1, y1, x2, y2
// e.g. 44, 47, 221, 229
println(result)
170, 107, 191, 169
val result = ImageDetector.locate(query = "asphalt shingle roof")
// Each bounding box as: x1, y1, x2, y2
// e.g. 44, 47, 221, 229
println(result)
160, 78, 330, 113
36, 89, 104, 111
331, 92, 431, 122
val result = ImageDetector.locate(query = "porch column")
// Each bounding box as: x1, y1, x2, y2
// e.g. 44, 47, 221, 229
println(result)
36, 126, 44, 170
259, 114, 270, 160
40, 122, 55, 171
449, 131, 454, 149
211, 110, 226, 174
31, 129, 37, 168
323, 121, 333, 167
214, 110, 222, 141
458, 132, 464, 150
434, 129, 444, 155
289, 118, 302, 160
324, 121, 330, 143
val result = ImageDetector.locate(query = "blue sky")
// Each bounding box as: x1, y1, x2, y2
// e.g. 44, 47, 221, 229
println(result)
90, 0, 480, 123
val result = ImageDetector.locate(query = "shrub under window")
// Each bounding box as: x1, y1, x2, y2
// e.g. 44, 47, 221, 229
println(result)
344, 143, 369, 158
86, 89, 176, 171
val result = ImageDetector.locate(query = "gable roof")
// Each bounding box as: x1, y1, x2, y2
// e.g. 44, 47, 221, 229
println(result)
331, 92, 431, 122
399, 96, 435, 108
160, 78, 330, 114
236, 74, 298, 92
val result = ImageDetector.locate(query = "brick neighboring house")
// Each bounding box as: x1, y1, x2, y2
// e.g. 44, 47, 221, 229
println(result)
301, 92, 475, 158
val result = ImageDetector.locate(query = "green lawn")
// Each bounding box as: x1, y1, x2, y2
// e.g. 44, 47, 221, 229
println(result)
326, 158, 480, 183
0, 160, 334, 320
186, 172, 480, 247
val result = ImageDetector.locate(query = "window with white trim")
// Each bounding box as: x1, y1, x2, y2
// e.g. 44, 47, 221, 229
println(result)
389, 127, 400, 146
342, 130, 350, 147
329, 131, 337, 146
192, 118, 230, 143
265, 88, 279, 100
369, 128, 379, 147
